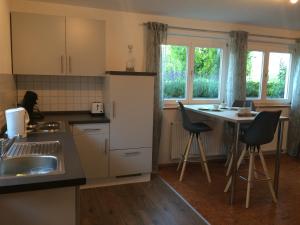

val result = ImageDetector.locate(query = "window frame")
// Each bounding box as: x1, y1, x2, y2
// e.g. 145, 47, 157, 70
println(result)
162, 35, 228, 105
247, 42, 293, 104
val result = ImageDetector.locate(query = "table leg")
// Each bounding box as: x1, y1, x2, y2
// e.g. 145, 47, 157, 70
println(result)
230, 122, 240, 205
274, 120, 283, 196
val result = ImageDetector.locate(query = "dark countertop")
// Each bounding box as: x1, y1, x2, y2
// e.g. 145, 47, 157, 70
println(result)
0, 112, 110, 194
42, 111, 110, 124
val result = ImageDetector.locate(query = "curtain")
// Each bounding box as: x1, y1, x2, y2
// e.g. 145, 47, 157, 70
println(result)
226, 31, 248, 107
223, 31, 248, 151
287, 40, 300, 157
145, 22, 168, 172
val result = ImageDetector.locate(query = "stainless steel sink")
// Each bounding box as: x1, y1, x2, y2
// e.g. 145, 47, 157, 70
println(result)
0, 156, 59, 176
0, 141, 65, 177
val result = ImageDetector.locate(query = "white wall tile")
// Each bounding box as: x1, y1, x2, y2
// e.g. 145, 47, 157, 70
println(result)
16, 75, 104, 112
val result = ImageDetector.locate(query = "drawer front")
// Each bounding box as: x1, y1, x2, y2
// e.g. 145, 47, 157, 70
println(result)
109, 148, 152, 177
73, 123, 109, 136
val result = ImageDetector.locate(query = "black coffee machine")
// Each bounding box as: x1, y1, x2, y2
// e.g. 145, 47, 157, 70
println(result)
20, 91, 44, 122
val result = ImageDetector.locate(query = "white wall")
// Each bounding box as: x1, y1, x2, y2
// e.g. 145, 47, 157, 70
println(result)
0, 0, 17, 129
0, 0, 12, 74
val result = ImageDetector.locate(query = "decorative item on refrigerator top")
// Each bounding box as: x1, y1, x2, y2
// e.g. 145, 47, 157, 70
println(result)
91, 102, 104, 116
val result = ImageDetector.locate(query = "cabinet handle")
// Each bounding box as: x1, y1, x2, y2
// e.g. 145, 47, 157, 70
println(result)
112, 101, 116, 119
83, 128, 102, 132
124, 152, 140, 157
61, 55, 64, 73
69, 56, 72, 73
105, 138, 108, 154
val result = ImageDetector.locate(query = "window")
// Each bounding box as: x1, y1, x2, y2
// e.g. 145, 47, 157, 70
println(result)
161, 39, 226, 104
193, 47, 222, 99
246, 46, 292, 101
161, 45, 188, 99
267, 52, 291, 99
246, 51, 264, 98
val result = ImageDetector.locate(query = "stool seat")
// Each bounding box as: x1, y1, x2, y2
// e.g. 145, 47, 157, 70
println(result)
184, 122, 212, 133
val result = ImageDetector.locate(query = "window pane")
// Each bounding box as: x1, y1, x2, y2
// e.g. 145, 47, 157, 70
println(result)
246, 51, 264, 98
267, 52, 291, 99
161, 45, 188, 99
193, 47, 221, 98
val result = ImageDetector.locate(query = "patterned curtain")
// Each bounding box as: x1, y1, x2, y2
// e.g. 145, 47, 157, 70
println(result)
145, 22, 168, 172
287, 40, 300, 157
226, 31, 248, 107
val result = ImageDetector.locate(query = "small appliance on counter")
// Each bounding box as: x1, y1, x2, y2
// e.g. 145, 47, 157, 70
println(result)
19, 91, 44, 123
91, 102, 104, 116
5, 107, 30, 138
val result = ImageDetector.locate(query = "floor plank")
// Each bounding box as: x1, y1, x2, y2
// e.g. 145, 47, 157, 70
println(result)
160, 154, 300, 225
80, 176, 209, 225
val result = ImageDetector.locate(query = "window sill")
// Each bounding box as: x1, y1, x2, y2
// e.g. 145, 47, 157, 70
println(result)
163, 102, 291, 110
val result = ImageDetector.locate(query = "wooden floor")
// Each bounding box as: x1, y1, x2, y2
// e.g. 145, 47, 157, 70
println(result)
159, 154, 300, 225
80, 176, 208, 225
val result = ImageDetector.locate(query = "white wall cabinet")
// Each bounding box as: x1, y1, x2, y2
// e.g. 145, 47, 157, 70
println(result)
73, 123, 109, 179
11, 13, 66, 75
11, 12, 105, 76
66, 17, 105, 76
104, 73, 155, 177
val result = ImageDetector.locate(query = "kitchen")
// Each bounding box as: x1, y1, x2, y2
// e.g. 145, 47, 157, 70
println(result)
0, 0, 300, 225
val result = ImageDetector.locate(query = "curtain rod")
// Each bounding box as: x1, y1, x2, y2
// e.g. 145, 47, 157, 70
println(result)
141, 23, 296, 41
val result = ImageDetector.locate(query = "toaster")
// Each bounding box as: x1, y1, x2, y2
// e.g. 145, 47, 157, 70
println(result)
91, 102, 104, 115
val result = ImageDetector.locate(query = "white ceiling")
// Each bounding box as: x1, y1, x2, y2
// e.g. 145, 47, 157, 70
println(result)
29, 0, 300, 30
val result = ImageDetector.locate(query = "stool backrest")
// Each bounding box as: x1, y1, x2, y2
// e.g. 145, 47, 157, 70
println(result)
178, 102, 192, 131
243, 111, 281, 146
232, 100, 255, 111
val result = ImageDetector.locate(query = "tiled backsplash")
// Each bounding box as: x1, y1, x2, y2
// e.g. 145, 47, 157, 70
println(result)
16, 75, 103, 112
0, 74, 17, 129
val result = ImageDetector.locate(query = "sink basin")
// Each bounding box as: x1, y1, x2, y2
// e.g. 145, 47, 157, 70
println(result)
0, 141, 65, 177
0, 156, 60, 176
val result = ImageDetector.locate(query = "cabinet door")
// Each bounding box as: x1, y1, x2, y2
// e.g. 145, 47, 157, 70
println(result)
11, 12, 66, 75
73, 126, 109, 179
109, 76, 154, 150
66, 17, 105, 76
110, 148, 152, 177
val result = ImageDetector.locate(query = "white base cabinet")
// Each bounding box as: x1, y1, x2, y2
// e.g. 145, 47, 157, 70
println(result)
73, 123, 109, 179
0, 187, 78, 225
110, 148, 152, 177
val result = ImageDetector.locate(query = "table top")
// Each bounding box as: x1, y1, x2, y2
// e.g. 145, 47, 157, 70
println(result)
184, 104, 289, 124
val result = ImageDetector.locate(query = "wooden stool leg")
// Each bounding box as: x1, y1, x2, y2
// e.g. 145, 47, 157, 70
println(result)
179, 133, 194, 182
226, 150, 233, 176
258, 151, 277, 203
246, 151, 255, 208
196, 135, 211, 183
196, 134, 205, 172
224, 144, 233, 167
177, 137, 190, 171
224, 147, 247, 192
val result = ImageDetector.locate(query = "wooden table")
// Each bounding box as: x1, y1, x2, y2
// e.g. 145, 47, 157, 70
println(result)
184, 104, 288, 204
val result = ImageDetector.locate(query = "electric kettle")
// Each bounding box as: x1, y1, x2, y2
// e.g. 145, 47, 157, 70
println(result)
5, 107, 30, 138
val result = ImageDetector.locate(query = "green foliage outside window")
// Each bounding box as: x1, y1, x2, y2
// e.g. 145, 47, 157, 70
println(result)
162, 46, 220, 99
163, 46, 289, 100
246, 51, 287, 98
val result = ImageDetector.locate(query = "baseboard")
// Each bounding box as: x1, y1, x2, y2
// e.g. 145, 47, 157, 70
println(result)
79, 173, 151, 189
158, 150, 287, 167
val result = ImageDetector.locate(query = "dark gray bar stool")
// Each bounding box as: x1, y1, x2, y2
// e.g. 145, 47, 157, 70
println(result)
224, 111, 281, 208
177, 102, 212, 183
